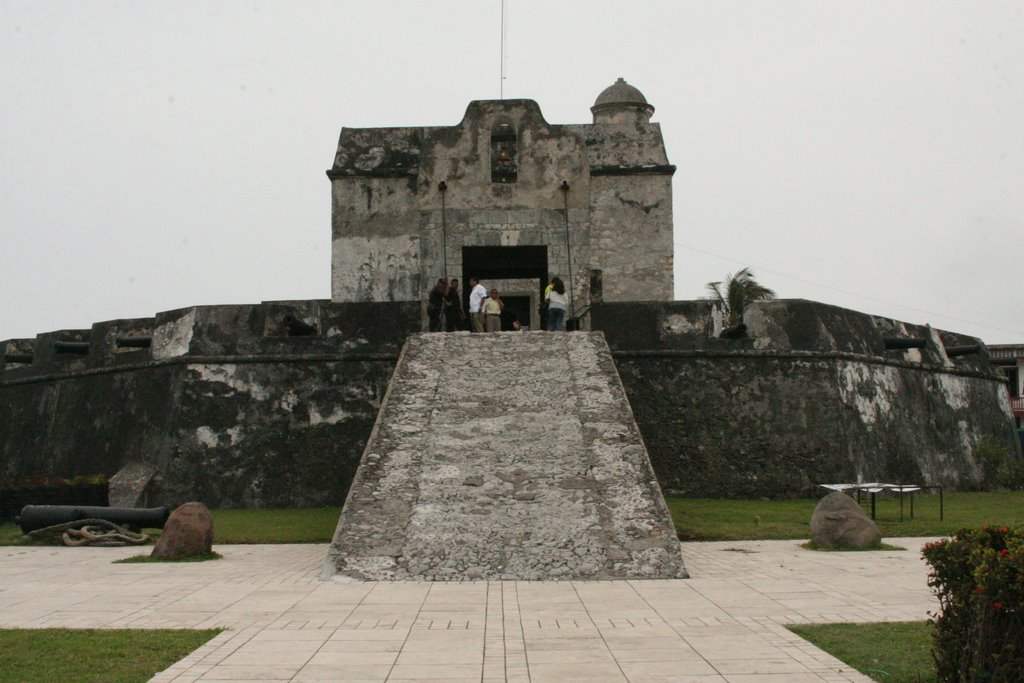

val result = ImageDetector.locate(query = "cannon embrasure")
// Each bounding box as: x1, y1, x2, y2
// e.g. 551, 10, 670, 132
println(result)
282, 314, 317, 336
15, 505, 169, 534
54, 340, 90, 355
883, 336, 927, 350
719, 323, 748, 339
945, 344, 982, 358
115, 335, 152, 349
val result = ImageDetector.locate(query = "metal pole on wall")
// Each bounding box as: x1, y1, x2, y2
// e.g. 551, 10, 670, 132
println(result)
559, 180, 576, 326
439, 181, 448, 282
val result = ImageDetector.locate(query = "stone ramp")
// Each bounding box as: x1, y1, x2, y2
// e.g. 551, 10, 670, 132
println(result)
323, 332, 686, 581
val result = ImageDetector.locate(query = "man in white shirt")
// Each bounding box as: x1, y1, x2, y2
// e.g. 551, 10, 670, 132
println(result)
468, 277, 487, 333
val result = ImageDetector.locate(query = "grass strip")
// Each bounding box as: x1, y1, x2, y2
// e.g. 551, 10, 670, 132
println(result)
210, 507, 339, 543
115, 551, 222, 563
788, 621, 935, 682
0, 628, 221, 683
667, 491, 1024, 541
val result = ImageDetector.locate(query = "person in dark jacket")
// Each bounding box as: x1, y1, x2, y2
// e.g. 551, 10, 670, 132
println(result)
427, 278, 447, 332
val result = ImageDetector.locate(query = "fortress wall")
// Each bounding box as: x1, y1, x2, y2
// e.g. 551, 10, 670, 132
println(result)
593, 300, 1019, 497
0, 302, 419, 508
3, 298, 1015, 505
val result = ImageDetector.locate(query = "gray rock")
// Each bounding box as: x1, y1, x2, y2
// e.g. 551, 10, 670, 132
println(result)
107, 461, 158, 508
810, 492, 882, 549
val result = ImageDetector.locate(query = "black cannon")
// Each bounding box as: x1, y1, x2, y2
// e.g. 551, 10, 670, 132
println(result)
883, 336, 927, 350
3, 353, 33, 364
54, 340, 90, 355
719, 323, 748, 339
282, 314, 317, 337
945, 344, 982, 358
115, 335, 152, 349
15, 505, 170, 534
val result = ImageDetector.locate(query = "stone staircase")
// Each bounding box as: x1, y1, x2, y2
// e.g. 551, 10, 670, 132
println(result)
323, 332, 686, 581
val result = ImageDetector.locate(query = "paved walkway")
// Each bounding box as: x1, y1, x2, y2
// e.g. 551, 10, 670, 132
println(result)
0, 539, 939, 682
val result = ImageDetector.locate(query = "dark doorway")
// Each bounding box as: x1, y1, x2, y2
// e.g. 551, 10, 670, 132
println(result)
501, 296, 530, 331
462, 246, 548, 327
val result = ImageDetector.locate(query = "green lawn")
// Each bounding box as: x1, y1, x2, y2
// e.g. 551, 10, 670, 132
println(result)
0, 628, 221, 683
788, 622, 935, 683
667, 491, 1024, 541
2, 492, 1022, 546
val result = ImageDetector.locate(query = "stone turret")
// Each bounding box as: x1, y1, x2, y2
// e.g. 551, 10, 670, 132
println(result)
591, 77, 655, 124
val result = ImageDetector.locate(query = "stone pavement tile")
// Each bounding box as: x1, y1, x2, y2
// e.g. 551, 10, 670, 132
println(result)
611, 647, 707, 663
603, 635, 696, 650
402, 634, 485, 652
684, 635, 788, 660
244, 629, 333, 643
304, 649, 399, 666
723, 674, 863, 683
526, 648, 617, 663
218, 638, 322, 666
387, 663, 483, 679
527, 661, 628, 682
290, 664, 389, 681
394, 647, 483, 665
618, 659, 721, 677
195, 664, 299, 680
359, 582, 432, 604
318, 638, 404, 652
328, 628, 409, 641
709, 657, 815, 675
524, 635, 608, 651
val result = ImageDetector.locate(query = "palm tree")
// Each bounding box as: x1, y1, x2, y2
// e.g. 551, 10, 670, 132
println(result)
705, 267, 776, 326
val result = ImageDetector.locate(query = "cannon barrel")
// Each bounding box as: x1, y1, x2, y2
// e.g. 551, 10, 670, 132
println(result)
54, 340, 90, 354
15, 505, 170, 534
945, 344, 982, 358
883, 336, 927, 350
115, 335, 152, 349
3, 353, 33, 364
719, 323, 748, 339
282, 314, 317, 336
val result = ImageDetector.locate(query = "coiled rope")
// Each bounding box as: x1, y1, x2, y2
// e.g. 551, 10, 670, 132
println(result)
27, 518, 150, 547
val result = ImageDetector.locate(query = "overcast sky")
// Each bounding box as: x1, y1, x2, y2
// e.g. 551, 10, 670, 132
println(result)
2, 1, 1022, 344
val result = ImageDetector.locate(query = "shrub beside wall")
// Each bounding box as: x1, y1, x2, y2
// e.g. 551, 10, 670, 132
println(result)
923, 526, 1023, 682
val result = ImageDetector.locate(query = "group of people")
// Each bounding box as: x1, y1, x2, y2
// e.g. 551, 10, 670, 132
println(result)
426, 276, 570, 333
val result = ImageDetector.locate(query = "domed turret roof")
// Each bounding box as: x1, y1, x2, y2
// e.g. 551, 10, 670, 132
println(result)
593, 77, 650, 109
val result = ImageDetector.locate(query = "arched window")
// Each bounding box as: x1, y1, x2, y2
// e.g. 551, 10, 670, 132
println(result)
490, 123, 517, 183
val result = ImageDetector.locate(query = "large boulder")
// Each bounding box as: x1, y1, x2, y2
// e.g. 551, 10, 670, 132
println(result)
810, 492, 881, 549
151, 502, 214, 558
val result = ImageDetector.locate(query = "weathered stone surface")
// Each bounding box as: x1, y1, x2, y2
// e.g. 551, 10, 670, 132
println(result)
329, 93, 675, 308
0, 301, 419, 509
595, 300, 1020, 498
324, 332, 686, 581
152, 502, 214, 558
810, 492, 881, 549
108, 461, 158, 508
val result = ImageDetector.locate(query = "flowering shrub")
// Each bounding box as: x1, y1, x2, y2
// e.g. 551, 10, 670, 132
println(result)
923, 526, 1024, 682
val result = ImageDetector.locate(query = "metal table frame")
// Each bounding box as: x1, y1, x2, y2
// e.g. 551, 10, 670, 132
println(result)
819, 483, 944, 521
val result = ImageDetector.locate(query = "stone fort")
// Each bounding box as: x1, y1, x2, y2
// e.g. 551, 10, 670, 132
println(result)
1, 79, 1019, 521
